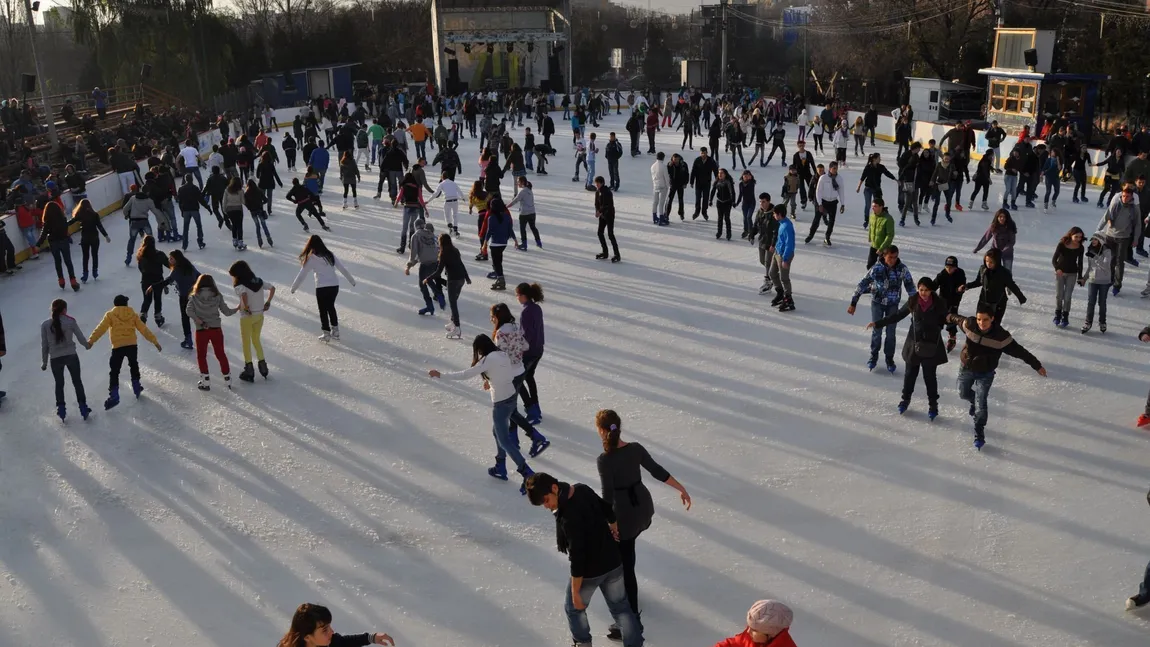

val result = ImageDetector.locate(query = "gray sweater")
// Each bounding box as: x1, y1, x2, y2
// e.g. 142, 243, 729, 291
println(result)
1100, 195, 1143, 240
41, 316, 90, 363
507, 187, 536, 215
123, 195, 157, 222
406, 223, 439, 268
185, 289, 238, 330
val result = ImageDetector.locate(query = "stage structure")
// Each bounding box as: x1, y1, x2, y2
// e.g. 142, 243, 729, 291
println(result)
431, 0, 573, 95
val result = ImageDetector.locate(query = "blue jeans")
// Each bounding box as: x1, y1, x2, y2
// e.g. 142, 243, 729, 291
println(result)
863, 187, 875, 220
525, 149, 534, 170
564, 565, 644, 647
186, 166, 203, 189
741, 202, 755, 234
414, 140, 427, 160
1044, 176, 1060, 204
1086, 282, 1108, 323
181, 210, 203, 248
586, 159, 596, 187
1003, 175, 1018, 207
492, 395, 527, 471
869, 301, 899, 363
957, 368, 995, 437
370, 140, 382, 164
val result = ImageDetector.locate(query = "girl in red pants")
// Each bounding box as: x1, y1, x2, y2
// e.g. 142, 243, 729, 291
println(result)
185, 274, 237, 391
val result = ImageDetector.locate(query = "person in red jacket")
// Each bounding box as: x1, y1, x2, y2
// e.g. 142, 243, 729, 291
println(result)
645, 109, 659, 154
714, 600, 797, 647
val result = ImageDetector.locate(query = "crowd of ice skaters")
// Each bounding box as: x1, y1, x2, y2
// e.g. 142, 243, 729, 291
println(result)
4, 86, 1150, 644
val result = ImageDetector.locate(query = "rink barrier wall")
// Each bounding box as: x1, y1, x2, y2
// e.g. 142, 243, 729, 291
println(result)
1, 116, 254, 264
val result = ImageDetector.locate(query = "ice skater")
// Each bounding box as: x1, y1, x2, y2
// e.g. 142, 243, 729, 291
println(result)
186, 274, 237, 391
41, 299, 92, 421
290, 235, 356, 342
87, 294, 163, 409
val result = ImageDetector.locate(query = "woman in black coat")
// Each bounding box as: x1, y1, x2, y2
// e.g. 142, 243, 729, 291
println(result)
869, 276, 949, 419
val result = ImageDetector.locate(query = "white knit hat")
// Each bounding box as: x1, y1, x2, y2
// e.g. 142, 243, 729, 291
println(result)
747, 599, 792, 635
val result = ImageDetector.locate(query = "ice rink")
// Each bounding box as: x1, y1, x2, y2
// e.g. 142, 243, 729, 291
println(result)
1, 110, 1148, 646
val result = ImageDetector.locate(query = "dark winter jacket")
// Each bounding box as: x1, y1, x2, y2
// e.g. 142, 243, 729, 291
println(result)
66, 207, 108, 244
243, 187, 268, 213
735, 179, 757, 209
158, 265, 201, 297
286, 184, 315, 205
428, 245, 470, 284
709, 177, 735, 205
204, 172, 228, 199
966, 264, 1025, 307
748, 208, 779, 250
176, 182, 210, 212
256, 160, 282, 190
945, 314, 1043, 374
690, 156, 718, 187
553, 482, 621, 579
860, 163, 896, 190
668, 160, 690, 187
137, 249, 169, 285
934, 267, 967, 311
595, 185, 615, 219
379, 146, 409, 173
874, 293, 951, 366
520, 300, 544, 355
605, 140, 623, 162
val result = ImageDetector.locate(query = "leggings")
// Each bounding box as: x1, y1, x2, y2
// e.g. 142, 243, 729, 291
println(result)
178, 293, 192, 340
447, 279, 465, 328
294, 202, 327, 229
316, 285, 340, 331
490, 245, 506, 278
49, 240, 76, 280
240, 314, 265, 362
140, 281, 163, 317
970, 179, 990, 203
619, 536, 640, 615
226, 208, 244, 240
343, 182, 357, 198
518, 352, 543, 408
50, 353, 86, 407
195, 327, 230, 375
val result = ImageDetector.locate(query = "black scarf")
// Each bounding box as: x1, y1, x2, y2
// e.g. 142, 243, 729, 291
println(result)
241, 276, 264, 293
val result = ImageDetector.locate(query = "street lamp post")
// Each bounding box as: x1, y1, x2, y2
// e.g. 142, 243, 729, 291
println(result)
22, 0, 58, 152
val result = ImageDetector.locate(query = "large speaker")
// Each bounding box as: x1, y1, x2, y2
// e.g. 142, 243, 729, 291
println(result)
540, 80, 552, 94
447, 59, 460, 84
1023, 48, 1038, 69
141, 63, 152, 79
283, 70, 296, 90
21, 73, 35, 93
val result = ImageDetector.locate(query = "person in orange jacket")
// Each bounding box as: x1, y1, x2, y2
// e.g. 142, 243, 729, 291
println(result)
408, 121, 431, 162
714, 600, 796, 647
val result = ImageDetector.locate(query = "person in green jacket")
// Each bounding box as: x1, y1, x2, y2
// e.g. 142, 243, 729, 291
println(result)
867, 197, 895, 269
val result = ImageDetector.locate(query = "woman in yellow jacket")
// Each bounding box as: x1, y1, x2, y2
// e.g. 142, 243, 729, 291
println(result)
87, 294, 162, 409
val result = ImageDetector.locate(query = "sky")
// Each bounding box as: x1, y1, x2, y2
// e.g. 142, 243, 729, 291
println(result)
611, 0, 699, 13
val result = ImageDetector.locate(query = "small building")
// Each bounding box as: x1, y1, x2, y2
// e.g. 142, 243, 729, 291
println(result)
977, 28, 1107, 138
253, 63, 360, 107
905, 77, 983, 123
430, 0, 572, 94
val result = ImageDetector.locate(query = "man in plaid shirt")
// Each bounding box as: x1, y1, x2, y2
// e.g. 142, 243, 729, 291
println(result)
848, 245, 915, 372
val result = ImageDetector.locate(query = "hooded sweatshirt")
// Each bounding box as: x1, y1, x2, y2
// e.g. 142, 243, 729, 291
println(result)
123, 194, 158, 222
1100, 194, 1142, 240
41, 315, 90, 364
405, 221, 439, 268
88, 305, 158, 349
185, 288, 238, 330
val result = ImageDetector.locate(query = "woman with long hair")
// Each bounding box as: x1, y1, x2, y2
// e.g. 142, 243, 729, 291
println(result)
1042, 147, 1063, 212
276, 603, 394, 647
40, 299, 92, 421
426, 233, 471, 338
36, 202, 80, 290
595, 409, 691, 636
851, 115, 867, 156
507, 176, 541, 249
152, 249, 200, 349
483, 197, 517, 291
428, 334, 537, 494
468, 180, 490, 261
339, 150, 360, 209
136, 234, 169, 326
222, 176, 247, 250
972, 209, 1018, 271
1052, 226, 1085, 328
709, 168, 736, 241
867, 276, 950, 419
242, 179, 273, 248
516, 282, 546, 423
960, 248, 1026, 324
229, 259, 276, 381
186, 274, 237, 391
255, 150, 282, 213
290, 235, 356, 342
66, 198, 109, 283
490, 302, 550, 457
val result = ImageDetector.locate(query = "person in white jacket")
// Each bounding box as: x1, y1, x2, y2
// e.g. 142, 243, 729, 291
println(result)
806, 161, 848, 247
428, 334, 536, 494
289, 235, 356, 341
426, 171, 463, 236
651, 152, 670, 226
832, 121, 850, 168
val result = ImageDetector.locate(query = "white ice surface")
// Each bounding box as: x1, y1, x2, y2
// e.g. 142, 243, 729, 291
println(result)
0, 113, 1148, 647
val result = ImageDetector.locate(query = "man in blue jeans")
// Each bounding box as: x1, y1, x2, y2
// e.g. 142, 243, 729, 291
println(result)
527, 473, 644, 647
848, 245, 915, 373
946, 304, 1046, 449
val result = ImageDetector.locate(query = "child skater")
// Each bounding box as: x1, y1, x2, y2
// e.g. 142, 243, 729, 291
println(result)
186, 274, 238, 391
713, 600, 797, 647
88, 294, 162, 409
